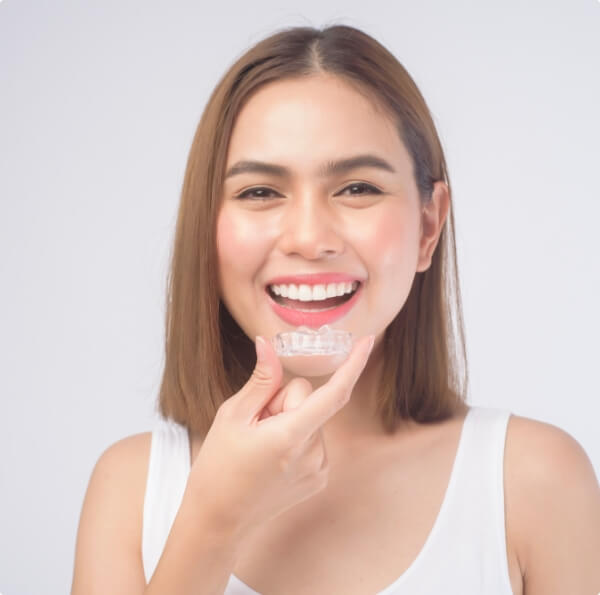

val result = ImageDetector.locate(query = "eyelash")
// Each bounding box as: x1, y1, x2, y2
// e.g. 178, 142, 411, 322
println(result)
235, 182, 382, 201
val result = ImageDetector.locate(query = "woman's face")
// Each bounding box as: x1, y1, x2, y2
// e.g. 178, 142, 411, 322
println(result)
217, 74, 445, 376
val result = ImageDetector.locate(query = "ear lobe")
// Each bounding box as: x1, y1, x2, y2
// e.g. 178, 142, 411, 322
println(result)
416, 181, 450, 273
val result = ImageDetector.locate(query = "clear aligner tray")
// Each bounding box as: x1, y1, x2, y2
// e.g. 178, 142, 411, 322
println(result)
271, 325, 353, 356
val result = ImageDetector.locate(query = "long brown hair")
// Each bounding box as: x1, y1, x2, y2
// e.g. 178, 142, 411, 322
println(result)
158, 24, 468, 435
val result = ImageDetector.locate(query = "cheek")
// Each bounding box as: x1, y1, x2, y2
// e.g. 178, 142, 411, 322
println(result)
216, 208, 270, 290
353, 207, 421, 277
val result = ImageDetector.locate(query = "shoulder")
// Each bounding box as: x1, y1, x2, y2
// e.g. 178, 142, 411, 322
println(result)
80, 430, 153, 529
72, 432, 153, 592
504, 414, 598, 493
505, 414, 596, 483
504, 414, 600, 593
82, 431, 153, 536
92, 431, 153, 480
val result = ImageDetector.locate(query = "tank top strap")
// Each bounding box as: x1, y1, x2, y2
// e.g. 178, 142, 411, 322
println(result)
448, 406, 512, 527
142, 416, 191, 584
424, 405, 513, 593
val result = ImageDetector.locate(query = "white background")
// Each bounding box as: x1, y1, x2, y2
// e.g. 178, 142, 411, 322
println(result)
1, 0, 599, 593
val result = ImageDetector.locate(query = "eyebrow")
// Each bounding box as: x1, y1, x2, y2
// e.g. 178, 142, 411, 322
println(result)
224, 153, 396, 180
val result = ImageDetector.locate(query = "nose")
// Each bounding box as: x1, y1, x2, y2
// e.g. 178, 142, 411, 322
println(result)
277, 194, 344, 260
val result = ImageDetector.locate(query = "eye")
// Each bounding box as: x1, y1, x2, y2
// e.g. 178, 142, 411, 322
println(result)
337, 182, 382, 196
234, 182, 382, 201
235, 187, 282, 200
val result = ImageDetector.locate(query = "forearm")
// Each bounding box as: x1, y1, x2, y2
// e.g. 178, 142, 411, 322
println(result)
144, 486, 243, 595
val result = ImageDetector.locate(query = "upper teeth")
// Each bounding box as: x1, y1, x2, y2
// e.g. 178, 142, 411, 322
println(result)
269, 281, 359, 301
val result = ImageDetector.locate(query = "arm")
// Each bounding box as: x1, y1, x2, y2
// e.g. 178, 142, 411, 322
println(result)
144, 479, 242, 594
71, 335, 374, 594
71, 434, 150, 594
506, 416, 600, 594
71, 434, 241, 595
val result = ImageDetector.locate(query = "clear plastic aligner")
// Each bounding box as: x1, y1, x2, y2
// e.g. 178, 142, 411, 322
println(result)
271, 325, 353, 357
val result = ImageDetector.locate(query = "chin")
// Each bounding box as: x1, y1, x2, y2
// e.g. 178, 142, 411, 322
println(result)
279, 351, 350, 378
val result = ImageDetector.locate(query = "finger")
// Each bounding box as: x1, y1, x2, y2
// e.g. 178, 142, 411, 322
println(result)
280, 378, 314, 414
233, 336, 284, 420
258, 377, 313, 421
280, 334, 375, 440
284, 379, 313, 411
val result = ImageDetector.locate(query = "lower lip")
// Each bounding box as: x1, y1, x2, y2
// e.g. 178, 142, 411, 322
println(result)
266, 284, 363, 328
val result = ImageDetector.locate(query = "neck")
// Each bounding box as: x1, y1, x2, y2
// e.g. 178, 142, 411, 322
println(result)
281, 341, 400, 447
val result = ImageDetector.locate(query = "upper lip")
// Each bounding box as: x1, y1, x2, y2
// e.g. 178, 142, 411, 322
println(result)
265, 273, 364, 287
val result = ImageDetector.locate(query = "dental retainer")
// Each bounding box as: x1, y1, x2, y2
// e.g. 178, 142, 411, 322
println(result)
271, 325, 353, 357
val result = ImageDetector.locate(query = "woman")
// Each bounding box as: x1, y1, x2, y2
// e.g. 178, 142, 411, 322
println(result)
71, 25, 600, 594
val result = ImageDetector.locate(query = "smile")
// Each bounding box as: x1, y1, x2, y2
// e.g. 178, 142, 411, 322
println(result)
266, 281, 363, 327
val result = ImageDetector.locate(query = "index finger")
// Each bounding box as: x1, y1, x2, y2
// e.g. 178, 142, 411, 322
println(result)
280, 334, 375, 441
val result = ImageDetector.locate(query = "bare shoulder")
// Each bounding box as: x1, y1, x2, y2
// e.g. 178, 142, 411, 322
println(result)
504, 414, 600, 594
506, 415, 597, 475
82, 432, 153, 526
71, 432, 153, 594
92, 431, 153, 482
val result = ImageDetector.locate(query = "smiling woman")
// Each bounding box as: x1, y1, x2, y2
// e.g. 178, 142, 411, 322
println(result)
71, 24, 600, 595
215, 72, 445, 388
164, 36, 463, 434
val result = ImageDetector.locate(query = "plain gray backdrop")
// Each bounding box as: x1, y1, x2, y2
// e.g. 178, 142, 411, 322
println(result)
1, 0, 599, 593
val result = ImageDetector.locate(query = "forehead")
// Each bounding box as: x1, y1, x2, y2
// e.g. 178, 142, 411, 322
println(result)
225, 75, 412, 176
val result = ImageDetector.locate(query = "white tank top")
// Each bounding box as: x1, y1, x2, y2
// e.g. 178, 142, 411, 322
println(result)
142, 405, 514, 594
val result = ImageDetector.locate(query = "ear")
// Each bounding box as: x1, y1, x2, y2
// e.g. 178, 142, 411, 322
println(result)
416, 181, 451, 273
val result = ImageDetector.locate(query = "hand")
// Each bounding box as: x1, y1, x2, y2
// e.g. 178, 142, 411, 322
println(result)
187, 333, 375, 540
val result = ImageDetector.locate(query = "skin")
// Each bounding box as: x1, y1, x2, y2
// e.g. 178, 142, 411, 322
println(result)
216, 73, 450, 450
70, 72, 600, 595
213, 73, 600, 593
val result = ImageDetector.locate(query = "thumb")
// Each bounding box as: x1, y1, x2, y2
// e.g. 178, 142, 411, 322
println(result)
237, 335, 283, 419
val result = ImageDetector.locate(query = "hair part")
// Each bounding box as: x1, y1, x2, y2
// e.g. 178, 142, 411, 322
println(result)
158, 24, 469, 435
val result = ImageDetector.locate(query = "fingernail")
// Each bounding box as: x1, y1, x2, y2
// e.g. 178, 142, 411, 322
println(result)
255, 336, 267, 363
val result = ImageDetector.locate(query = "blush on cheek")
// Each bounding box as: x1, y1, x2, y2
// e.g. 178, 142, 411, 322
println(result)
368, 212, 421, 281
216, 210, 241, 263
217, 212, 246, 280
216, 208, 272, 285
